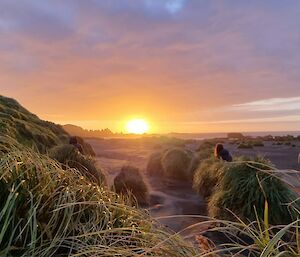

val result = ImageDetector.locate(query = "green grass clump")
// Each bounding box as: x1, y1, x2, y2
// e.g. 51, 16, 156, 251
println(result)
237, 142, 253, 149
146, 151, 164, 176
193, 158, 225, 199
161, 147, 196, 180
113, 165, 150, 206
0, 95, 69, 152
208, 157, 300, 224
252, 140, 264, 147
0, 137, 198, 256
49, 144, 106, 185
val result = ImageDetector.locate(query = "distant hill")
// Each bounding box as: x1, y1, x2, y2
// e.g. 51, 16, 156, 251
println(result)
63, 124, 114, 138
0, 95, 69, 152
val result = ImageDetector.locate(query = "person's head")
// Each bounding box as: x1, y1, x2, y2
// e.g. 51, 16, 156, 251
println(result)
214, 143, 224, 157
69, 136, 78, 145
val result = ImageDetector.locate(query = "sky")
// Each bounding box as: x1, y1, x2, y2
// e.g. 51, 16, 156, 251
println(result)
0, 0, 300, 133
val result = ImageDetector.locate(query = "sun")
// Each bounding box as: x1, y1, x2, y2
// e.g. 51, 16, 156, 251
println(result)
125, 119, 149, 134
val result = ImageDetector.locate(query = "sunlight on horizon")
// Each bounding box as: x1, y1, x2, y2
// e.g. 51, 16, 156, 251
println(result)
125, 119, 149, 134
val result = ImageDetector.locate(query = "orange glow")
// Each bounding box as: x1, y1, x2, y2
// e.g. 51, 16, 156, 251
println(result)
2, 1, 300, 133
125, 119, 149, 134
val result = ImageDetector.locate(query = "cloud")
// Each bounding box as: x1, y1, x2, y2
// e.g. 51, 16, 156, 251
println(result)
232, 97, 300, 112
206, 115, 300, 124
0, 0, 74, 42
144, 0, 186, 14
165, 0, 185, 14
0, 0, 300, 132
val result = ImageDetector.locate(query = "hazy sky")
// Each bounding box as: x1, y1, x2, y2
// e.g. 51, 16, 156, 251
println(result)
1, 0, 300, 133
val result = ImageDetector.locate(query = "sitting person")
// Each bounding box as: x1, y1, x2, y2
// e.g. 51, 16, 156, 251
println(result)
69, 136, 84, 154
214, 143, 232, 162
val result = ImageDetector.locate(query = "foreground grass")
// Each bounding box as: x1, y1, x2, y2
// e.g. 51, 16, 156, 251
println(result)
182, 211, 300, 256
2, 134, 300, 256
0, 137, 197, 256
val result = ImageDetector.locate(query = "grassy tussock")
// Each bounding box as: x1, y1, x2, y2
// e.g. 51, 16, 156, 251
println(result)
195, 140, 221, 163
237, 142, 253, 149
71, 136, 96, 156
161, 147, 197, 180
193, 158, 225, 199
49, 144, 106, 185
252, 140, 264, 147
208, 157, 300, 224
113, 165, 150, 206
146, 151, 164, 176
192, 154, 300, 255
0, 137, 198, 256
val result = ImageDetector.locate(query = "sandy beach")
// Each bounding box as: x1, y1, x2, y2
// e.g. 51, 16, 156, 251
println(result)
87, 137, 300, 237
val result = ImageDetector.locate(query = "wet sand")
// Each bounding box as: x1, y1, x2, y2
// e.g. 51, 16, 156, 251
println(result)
148, 178, 206, 234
